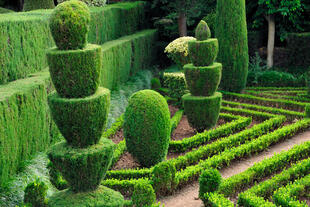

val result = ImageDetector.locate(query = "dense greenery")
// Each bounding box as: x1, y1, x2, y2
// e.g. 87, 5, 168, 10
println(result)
132, 181, 156, 207
23, 0, 54, 11
49, 0, 90, 50
124, 90, 171, 167
24, 179, 48, 207
199, 168, 222, 205
216, 0, 249, 92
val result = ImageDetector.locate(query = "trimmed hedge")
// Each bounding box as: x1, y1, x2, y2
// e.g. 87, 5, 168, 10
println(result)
48, 185, 124, 207
47, 44, 102, 98
0, 70, 60, 187
23, 0, 55, 11
0, 1, 147, 84
48, 87, 110, 147
287, 32, 310, 68
184, 63, 222, 96
48, 139, 115, 192
215, 0, 249, 92
188, 39, 218, 67
124, 90, 171, 167
182, 92, 222, 132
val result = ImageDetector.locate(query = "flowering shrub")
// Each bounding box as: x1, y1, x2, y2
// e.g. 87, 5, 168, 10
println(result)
57, 0, 106, 7
165, 36, 196, 70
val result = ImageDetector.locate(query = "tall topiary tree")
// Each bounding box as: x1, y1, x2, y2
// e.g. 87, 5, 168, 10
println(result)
215, 0, 249, 93
46, 1, 124, 206
23, 0, 55, 11
182, 20, 222, 132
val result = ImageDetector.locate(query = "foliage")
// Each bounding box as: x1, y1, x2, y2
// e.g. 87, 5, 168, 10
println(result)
132, 181, 156, 207
202, 11, 216, 38
287, 32, 310, 67
57, 0, 106, 7
48, 88, 110, 147
124, 90, 171, 167
48, 139, 115, 192
151, 78, 161, 90
216, 0, 249, 92
182, 92, 222, 132
47, 162, 68, 190
164, 36, 196, 69
195, 20, 211, 41
23, 0, 54, 11
152, 162, 177, 195
48, 185, 124, 207
24, 179, 48, 207
184, 63, 222, 96
188, 39, 218, 67
199, 169, 222, 199
47, 44, 102, 98
49, 0, 91, 50
163, 72, 188, 106
305, 105, 310, 118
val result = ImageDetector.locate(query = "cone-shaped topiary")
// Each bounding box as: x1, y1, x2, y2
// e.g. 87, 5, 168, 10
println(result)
49, 0, 90, 50
124, 90, 171, 167
215, 0, 249, 92
48, 139, 115, 192
182, 93, 222, 132
195, 20, 211, 41
184, 63, 222, 96
23, 0, 55, 11
48, 87, 110, 148
47, 44, 102, 98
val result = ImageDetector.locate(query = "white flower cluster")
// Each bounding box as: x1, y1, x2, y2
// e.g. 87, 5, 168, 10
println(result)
164, 36, 196, 57
57, 0, 106, 7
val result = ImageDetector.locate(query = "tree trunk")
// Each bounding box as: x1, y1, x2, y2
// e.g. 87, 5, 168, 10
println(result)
178, 12, 187, 37
266, 14, 275, 68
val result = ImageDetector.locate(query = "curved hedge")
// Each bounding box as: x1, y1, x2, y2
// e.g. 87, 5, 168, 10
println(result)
124, 90, 171, 167
215, 0, 249, 92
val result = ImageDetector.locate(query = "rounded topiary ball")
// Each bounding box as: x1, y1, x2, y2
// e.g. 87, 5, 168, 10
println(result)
199, 168, 222, 199
124, 90, 171, 167
49, 0, 90, 50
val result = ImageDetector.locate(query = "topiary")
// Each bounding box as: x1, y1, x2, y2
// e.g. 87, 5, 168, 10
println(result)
199, 169, 222, 206
132, 181, 156, 207
47, 161, 68, 190
24, 178, 48, 207
195, 20, 211, 41
124, 90, 171, 167
215, 0, 249, 92
49, 0, 91, 50
23, 0, 55, 11
152, 162, 177, 196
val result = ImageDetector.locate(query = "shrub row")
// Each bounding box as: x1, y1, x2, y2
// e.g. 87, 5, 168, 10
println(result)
220, 106, 277, 121
175, 118, 310, 186
0, 70, 60, 187
245, 90, 310, 103
102, 115, 124, 139
273, 174, 310, 207
238, 192, 276, 207
0, 1, 147, 84
203, 192, 234, 207
222, 100, 304, 120
170, 110, 183, 133
222, 91, 307, 111
246, 87, 306, 91
169, 114, 252, 152
219, 142, 310, 197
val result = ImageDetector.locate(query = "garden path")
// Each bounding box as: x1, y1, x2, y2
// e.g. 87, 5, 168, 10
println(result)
159, 129, 310, 207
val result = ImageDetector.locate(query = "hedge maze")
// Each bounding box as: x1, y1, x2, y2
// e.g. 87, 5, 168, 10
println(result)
86, 87, 310, 206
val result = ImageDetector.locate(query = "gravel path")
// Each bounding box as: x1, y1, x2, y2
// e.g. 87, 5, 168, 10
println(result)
159, 130, 310, 207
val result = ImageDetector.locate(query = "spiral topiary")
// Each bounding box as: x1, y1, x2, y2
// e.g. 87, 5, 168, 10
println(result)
124, 90, 171, 167
49, 0, 90, 50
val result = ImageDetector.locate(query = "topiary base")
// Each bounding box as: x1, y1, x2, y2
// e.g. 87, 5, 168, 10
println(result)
48, 87, 110, 147
182, 92, 222, 132
184, 63, 222, 96
48, 185, 124, 207
48, 139, 115, 192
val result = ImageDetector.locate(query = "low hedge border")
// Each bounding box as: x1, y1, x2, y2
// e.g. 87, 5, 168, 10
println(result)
220, 106, 277, 121
204, 192, 234, 207
246, 87, 306, 91
222, 100, 304, 120
175, 118, 310, 186
238, 192, 276, 207
103, 115, 124, 139
219, 142, 310, 197
245, 90, 310, 103
170, 110, 183, 133
273, 174, 310, 207
222, 91, 307, 111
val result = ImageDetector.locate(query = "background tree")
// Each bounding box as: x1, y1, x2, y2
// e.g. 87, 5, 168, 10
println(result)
23, 0, 55, 11
253, 0, 303, 68
215, 0, 249, 93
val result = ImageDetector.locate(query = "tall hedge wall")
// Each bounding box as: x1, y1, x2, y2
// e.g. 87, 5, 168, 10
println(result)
215, 0, 249, 93
287, 32, 310, 68
0, 1, 146, 85
0, 29, 157, 186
